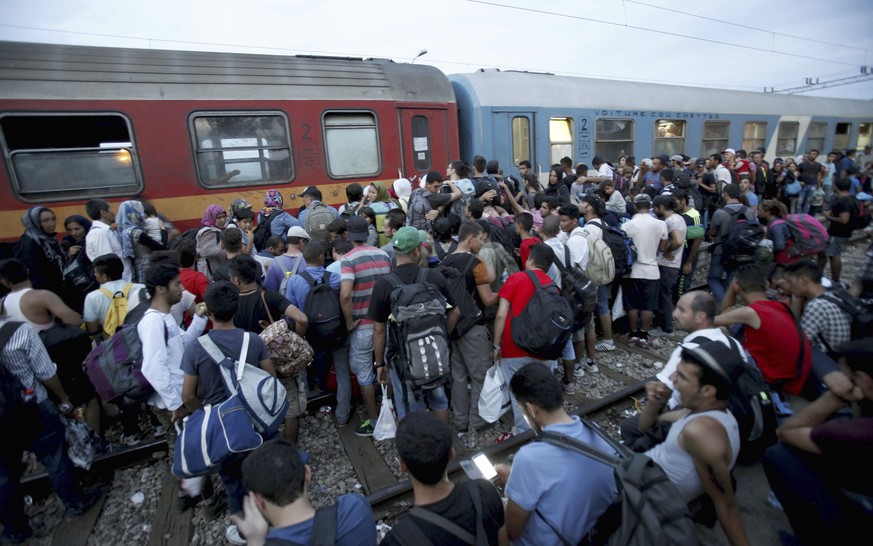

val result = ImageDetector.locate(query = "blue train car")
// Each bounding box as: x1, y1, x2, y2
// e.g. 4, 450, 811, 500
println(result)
450, 70, 873, 176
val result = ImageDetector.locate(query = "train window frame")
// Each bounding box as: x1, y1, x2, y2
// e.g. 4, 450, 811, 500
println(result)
776, 121, 800, 157
0, 112, 144, 203
858, 123, 872, 150
512, 116, 531, 167
701, 121, 730, 158
322, 110, 382, 179
742, 121, 767, 152
653, 119, 686, 156
595, 118, 634, 163
834, 122, 852, 151
807, 122, 828, 153
411, 115, 431, 172
189, 111, 294, 189
549, 117, 574, 167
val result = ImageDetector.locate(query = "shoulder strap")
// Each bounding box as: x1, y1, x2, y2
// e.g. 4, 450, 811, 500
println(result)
310, 503, 338, 546
99, 287, 114, 299
299, 270, 316, 287
197, 333, 227, 365
466, 481, 488, 546
524, 269, 542, 290
0, 321, 23, 352
408, 506, 477, 545
260, 290, 276, 324
415, 267, 429, 285
780, 302, 807, 376
321, 271, 333, 286
534, 431, 622, 468
533, 506, 573, 546
122, 282, 133, 297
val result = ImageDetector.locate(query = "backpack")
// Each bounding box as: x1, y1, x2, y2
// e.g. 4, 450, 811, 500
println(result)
590, 220, 636, 279
486, 216, 520, 265
820, 289, 873, 342
433, 239, 458, 261
852, 197, 871, 230
263, 506, 338, 546
339, 202, 362, 220
304, 203, 335, 249
536, 420, 699, 546
581, 227, 616, 286
198, 332, 288, 436
253, 209, 281, 251
473, 176, 503, 207
276, 255, 304, 297
447, 179, 476, 221
390, 480, 488, 546
99, 282, 134, 339
407, 188, 433, 230
439, 253, 484, 340
84, 310, 165, 404
0, 322, 41, 447
386, 269, 451, 405
300, 271, 347, 351
768, 214, 829, 259
720, 206, 764, 269
483, 242, 519, 290
179, 228, 200, 243
510, 271, 574, 360
554, 246, 599, 331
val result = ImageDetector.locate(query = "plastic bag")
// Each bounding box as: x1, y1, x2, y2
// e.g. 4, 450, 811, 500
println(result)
63, 416, 97, 470
612, 286, 626, 321
373, 385, 397, 441
478, 364, 511, 424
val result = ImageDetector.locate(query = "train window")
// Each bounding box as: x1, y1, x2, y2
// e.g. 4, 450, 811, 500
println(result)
0, 113, 142, 202
806, 122, 827, 152
191, 113, 293, 188
549, 117, 574, 166
323, 112, 381, 178
834, 122, 851, 150
776, 122, 799, 156
701, 121, 730, 158
653, 119, 685, 156
742, 121, 767, 152
512, 117, 531, 166
856, 123, 871, 150
411, 115, 431, 172
595, 119, 634, 163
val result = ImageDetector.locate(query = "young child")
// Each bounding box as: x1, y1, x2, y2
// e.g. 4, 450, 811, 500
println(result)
141, 201, 167, 246
358, 207, 379, 247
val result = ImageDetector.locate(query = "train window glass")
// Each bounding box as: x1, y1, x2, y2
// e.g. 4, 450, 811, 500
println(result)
701, 121, 730, 158
411, 115, 431, 172
191, 113, 293, 187
595, 119, 634, 163
742, 121, 767, 152
323, 112, 380, 178
776, 122, 799, 157
856, 123, 871, 150
549, 117, 574, 166
512, 117, 531, 166
834, 122, 851, 150
0, 113, 142, 202
653, 119, 685, 156
807, 122, 827, 152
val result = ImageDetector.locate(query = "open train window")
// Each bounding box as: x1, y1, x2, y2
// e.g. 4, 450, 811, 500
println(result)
807, 122, 827, 153
776, 122, 799, 157
595, 119, 634, 163
701, 121, 730, 158
549, 117, 574, 166
856, 123, 871, 150
190, 112, 293, 188
834, 122, 851, 151
0, 113, 142, 202
742, 121, 767, 152
411, 116, 431, 172
323, 111, 381, 178
653, 119, 685, 156
512, 117, 531, 167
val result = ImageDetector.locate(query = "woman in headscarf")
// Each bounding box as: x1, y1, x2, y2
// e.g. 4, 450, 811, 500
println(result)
256, 190, 301, 251
117, 200, 166, 283
364, 180, 399, 214
197, 204, 228, 280
392, 178, 412, 212
60, 214, 96, 312
13, 207, 67, 296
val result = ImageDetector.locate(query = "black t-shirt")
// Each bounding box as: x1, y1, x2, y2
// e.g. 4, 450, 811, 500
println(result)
828, 196, 855, 238
367, 263, 455, 323
234, 289, 292, 334
381, 480, 505, 546
798, 160, 823, 185
698, 172, 718, 196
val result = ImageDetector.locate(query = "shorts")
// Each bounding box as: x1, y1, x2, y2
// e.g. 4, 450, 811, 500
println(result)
826, 236, 847, 257
596, 284, 611, 316
348, 323, 377, 386
622, 278, 659, 312
280, 375, 307, 420
561, 337, 576, 360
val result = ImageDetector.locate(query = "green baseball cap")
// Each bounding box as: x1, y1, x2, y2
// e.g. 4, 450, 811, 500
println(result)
391, 227, 428, 254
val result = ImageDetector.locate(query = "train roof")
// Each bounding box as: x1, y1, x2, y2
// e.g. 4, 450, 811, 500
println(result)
449, 70, 873, 118
0, 41, 455, 103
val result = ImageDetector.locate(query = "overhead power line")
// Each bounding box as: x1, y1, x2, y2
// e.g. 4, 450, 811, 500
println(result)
768, 70, 873, 94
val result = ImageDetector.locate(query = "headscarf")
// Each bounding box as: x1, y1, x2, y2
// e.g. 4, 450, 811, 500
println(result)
117, 200, 146, 258
393, 178, 412, 200
21, 206, 65, 272
201, 204, 227, 228
61, 214, 92, 255
370, 181, 393, 204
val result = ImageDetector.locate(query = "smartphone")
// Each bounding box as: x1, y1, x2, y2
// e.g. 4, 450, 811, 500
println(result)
468, 452, 497, 480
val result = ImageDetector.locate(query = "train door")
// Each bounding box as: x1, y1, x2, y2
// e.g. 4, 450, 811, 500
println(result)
493, 111, 535, 177
399, 108, 449, 180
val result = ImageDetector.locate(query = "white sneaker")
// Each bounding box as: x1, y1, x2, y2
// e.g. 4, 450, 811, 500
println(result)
573, 364, 585, 378
595, 340, 616, 352
584, 359, 599, 374
226, 525, 246, 546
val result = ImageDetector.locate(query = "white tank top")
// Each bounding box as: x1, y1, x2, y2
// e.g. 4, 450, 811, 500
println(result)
645, 409, 740, 502
2, 288, 54, 333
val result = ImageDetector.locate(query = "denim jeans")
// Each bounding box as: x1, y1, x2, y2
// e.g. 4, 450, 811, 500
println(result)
707, 256, 736, 306
389, 367, 448, 421
329, 343, 352, 424
658, 266, 680, 331
797, 184, 815, 214
499, 357, 555, 432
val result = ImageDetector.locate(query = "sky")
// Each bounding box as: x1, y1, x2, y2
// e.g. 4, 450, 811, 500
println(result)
2, 0, 873, 100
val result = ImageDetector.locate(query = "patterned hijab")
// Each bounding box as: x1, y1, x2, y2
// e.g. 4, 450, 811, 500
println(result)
117, 200, 146, 258
201, 204, 227, 228
261, 189, 284, 217
21, 206, 65, 272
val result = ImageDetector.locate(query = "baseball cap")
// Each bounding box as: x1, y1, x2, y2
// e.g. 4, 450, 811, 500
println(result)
695, 158, 706, 167
669, 154, 684, 162
287, 226, 310, 240
301, 186, 322, 200
722, 148, 736, 156
680, 339, 743, 382
347, 216, 369, 242
633, 193, 652, 206
391, 226, 428, 254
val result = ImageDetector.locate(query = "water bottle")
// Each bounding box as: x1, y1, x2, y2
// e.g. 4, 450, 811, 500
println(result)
22, 388, 35, 403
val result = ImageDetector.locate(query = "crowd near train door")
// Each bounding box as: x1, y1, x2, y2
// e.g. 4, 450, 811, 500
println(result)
399, 109, 449, 179
493, 111, 535, 174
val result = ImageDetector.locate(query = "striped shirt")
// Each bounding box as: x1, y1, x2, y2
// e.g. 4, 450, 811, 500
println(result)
340, 245, 391, 323
0, 319, 57, 403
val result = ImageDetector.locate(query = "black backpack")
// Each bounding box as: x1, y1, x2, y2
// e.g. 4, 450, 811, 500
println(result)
510, 271, 574, 360
554, 245, 599, 331
820, 289, 873, 344
264, 503, 337, 546
433, 239, 458, 261
300, 271, 347, 352
590, 220, 636, 278
439, 253, 484, 340
0, 322, 41, 451
720, 206, 764, 269
179, 227, 200, 243
253, 209, 282, 251
486, 216, 520, 266
339, 201, 362, 220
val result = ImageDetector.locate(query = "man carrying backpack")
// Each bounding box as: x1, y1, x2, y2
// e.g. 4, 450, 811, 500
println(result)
707, 184, 756, 305
298, 186, 338, 252
83, 254, 146, 338
263, 226, 309, 294
255, 190, 301, 251
369, 227, 458, 422
579, 195, 618, 353
783, 260, 853, 353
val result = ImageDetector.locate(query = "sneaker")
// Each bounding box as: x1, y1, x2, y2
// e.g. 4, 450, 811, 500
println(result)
65, 487, 102, 520
573, 363, 586, 378
636, 335, 650, 349
627, 332, 641, 344
457, 429, 479, 450
354, 419, 375, 437
584, 358, 599, 374
152, 425, 166, 439
494, 431, 514, 443
648, 327, 673, 338
226, 524, 247, 546
121, 433, 141, 446
595, 339, 616, 352
562, 379, 577, 395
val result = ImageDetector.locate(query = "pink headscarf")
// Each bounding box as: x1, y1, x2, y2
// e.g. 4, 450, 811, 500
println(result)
201, 205, 227, 227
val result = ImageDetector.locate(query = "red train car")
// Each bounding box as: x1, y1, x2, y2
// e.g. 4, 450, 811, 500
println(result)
0, 41, 459, 240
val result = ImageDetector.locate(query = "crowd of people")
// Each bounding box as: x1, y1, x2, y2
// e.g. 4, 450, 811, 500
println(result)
1, 145, 872, 545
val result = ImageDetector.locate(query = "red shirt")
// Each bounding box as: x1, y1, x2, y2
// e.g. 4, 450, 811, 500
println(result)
744, 300, 812, 395
180, 268, 209, 303
498, 269, 554, 358
519, 235, 542, 270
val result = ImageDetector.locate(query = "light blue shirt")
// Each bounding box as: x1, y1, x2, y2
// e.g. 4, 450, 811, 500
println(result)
284, 264, 341, 309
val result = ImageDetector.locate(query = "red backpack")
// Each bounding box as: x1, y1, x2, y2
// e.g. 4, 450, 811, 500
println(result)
769, 213, 829, 262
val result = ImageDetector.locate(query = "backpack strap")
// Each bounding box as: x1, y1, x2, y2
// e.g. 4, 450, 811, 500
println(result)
524, 270, 543, 290
407, 482, 486, 546
260, 290, 276, 325
0, 321, 23, 354
533, 506, 573, 546
197, 332, 251, 383
321, 271, 333, 287
416, 267, 430, 285
779, 302, 807, 377
309, 503, 338, 546
535, 430, 622, 468
299, 270, 317, 288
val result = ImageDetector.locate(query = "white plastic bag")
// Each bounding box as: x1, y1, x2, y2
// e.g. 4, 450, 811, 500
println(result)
373, 385, 397, 441
611, 286, 626, 321
478, 364, 511, 424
